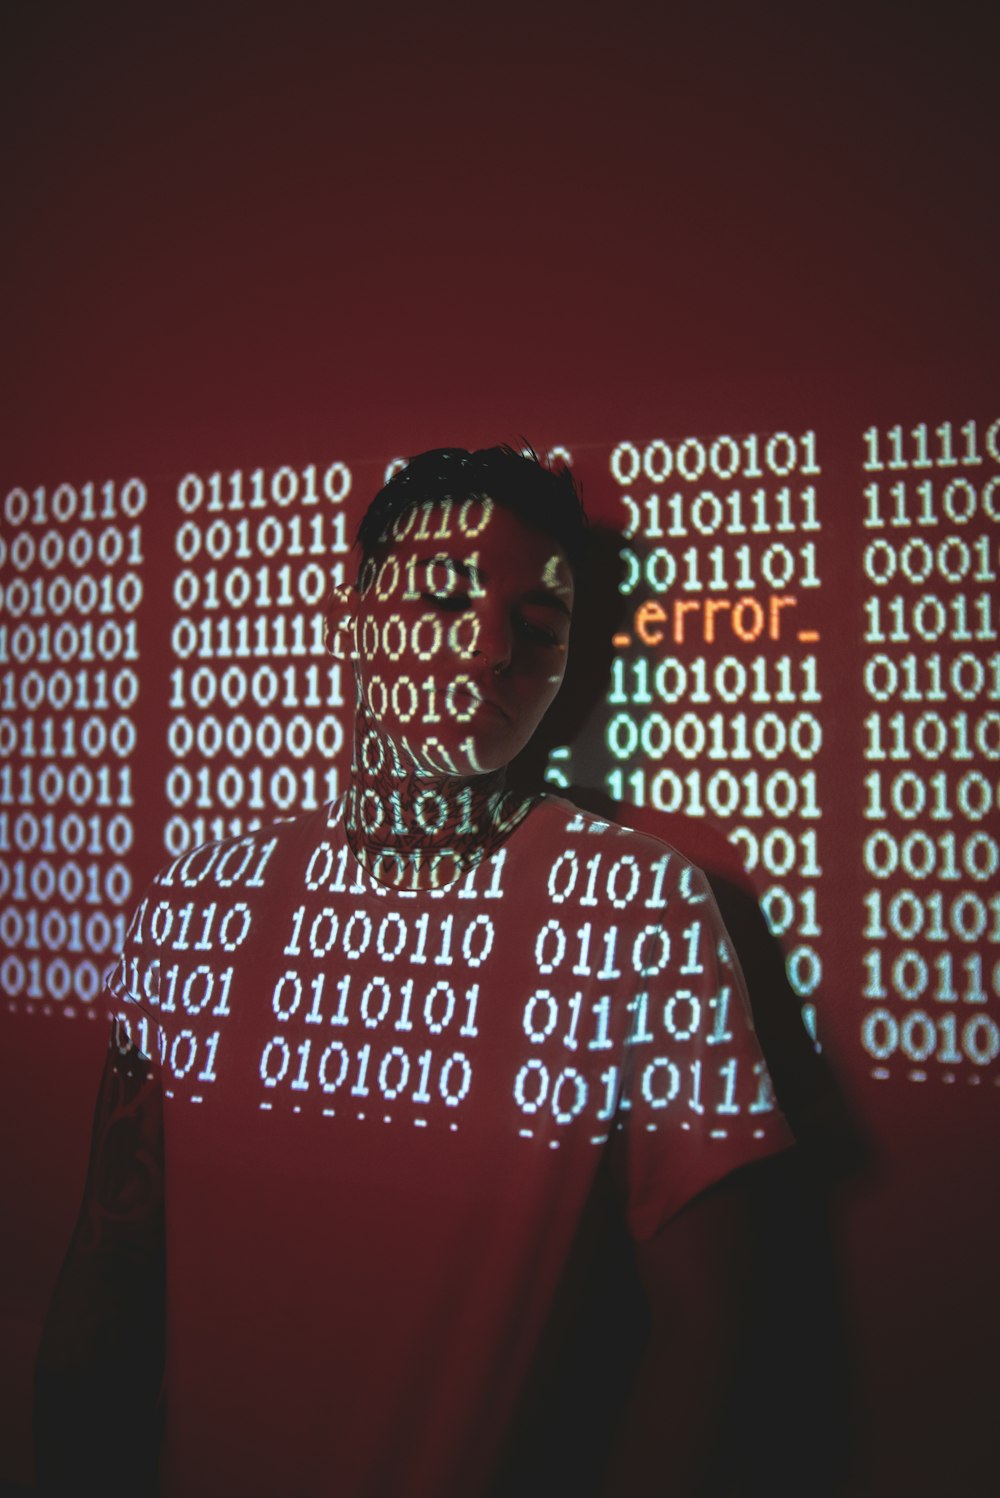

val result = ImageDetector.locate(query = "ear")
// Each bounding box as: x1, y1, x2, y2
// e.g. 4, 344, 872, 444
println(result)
326, 583, 360, 660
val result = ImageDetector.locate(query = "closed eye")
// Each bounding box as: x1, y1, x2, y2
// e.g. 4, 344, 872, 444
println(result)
422, 594, 559, 644
518, 617, 559, 645
421, 591, 471, 613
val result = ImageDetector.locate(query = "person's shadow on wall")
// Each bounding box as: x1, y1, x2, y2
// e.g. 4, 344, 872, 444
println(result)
509, 523, 867, 1498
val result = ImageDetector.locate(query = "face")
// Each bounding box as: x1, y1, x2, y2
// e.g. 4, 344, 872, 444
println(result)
340, 497, 574, 776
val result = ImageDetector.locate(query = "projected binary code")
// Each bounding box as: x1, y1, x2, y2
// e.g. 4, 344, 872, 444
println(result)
0, 478, 146, 1012
859, 418, 1000, 1079
604, 430, 826, 1046
110, 804, 777, 1146
99, 460, 782, 1166
165, 461, 352, 854
2, 427, 998, 1092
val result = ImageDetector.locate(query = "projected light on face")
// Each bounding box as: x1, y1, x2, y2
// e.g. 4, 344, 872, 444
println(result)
348, 497, 574, 777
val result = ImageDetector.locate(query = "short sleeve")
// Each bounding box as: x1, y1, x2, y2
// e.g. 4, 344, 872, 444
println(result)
104, 877, 169, 1068
619, 861, 794, 1240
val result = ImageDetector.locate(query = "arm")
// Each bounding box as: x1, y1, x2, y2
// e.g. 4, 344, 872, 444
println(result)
604, 1170, 755, 1498
604, 853, 796, 1493
34, 1027, 166, 1497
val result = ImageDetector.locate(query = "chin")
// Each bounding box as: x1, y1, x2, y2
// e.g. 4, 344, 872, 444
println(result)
391, 718, 526, 777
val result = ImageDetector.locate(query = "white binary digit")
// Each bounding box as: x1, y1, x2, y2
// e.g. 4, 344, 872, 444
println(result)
858, 416, 1000, 1081
0, 478, 146, 1011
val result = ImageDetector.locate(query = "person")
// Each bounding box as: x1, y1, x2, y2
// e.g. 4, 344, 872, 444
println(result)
35, 445, 794, 1496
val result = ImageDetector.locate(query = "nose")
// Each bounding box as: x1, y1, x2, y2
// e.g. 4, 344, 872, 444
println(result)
465, 606, 512, 676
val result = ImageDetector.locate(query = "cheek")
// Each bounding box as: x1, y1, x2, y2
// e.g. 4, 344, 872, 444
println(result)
355, 603, 565, 751
358, 607, 476, 673
354, 631, 473, 733
500, 666, 565, 742
530, 656, 568, 705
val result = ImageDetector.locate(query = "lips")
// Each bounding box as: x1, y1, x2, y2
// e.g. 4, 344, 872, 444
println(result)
477, 696, 509, 719
453, 682, 510, 720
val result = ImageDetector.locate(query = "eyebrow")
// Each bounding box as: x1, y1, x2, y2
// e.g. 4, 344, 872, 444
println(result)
427, 558, 573, 619
520, 587, 573, 620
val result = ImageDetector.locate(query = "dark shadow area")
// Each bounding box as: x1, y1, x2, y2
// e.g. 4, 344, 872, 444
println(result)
511, 520, 870, 1495
489, 1158, 648, 1497
509, 521, 625, 792
15, 521, 870, 1497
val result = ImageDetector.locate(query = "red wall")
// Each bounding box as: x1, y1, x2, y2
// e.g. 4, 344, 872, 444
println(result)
3, 5, 998, 1492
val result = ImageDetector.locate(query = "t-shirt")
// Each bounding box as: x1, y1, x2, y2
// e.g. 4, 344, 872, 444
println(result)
106, 793, 793, 1496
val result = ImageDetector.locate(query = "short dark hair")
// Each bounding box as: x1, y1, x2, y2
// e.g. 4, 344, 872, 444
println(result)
355, 444, 588, 577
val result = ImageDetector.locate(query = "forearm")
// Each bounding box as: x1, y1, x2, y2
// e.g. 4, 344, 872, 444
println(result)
34, 1030, 166, 1496
34, 1236, 165, 1495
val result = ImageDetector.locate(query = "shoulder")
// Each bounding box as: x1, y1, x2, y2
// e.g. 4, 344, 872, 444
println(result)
524, 795, 710, 904
108, 808, 331, 1023
531, 793, 698, 864
146, 806, 330, 898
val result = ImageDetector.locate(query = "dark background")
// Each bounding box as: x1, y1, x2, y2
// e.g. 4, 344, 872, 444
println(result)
2, 2, 998, 1493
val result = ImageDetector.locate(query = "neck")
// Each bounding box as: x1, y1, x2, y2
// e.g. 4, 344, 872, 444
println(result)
343, 709, 530, 890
